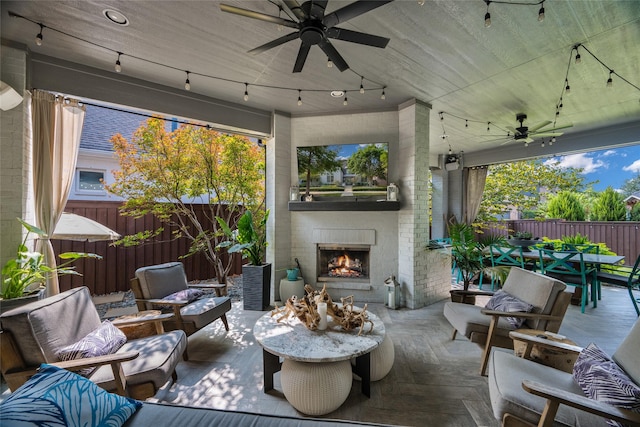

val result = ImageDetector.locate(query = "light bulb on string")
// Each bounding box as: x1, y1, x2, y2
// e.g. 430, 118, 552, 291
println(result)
484, 1, 491, 27
565, 79, 571, 95
359, 76, 365, 94
327, 58, 333, 68
541, 139, 545, 148
343, 92, 348, 106
538, 2, 545, 22
465, 120, 468, 128
575, 52, 581, 64
417, 0, 425, 5
35, 24, 43, 46
381, 87, 386, 100
184, 71, 191, 91
550, 137, 556, 145
243, 83, 249, 101
297, 90, 303, 106
487, 122, 491, 132
115, 52, 122, 73
607, 70, 613, 87
525, 141, 529, 147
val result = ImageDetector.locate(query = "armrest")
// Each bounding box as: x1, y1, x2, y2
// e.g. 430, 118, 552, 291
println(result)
141, 298, 188, 306
53, 351, 139, 371
522, 380, 640, 426
111, 312, 174, 328
480, 309, 563, 322
509, 331, 583, 355
187, 283, 224, 290
453, 290, 495, 297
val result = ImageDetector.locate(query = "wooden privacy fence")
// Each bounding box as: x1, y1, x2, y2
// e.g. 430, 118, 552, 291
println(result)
482, 220, 640, 263
52, 201, 243, 295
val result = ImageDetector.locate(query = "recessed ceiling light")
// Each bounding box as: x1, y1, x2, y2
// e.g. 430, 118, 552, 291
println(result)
330, 90, 344, 98
103, 9, 129, 26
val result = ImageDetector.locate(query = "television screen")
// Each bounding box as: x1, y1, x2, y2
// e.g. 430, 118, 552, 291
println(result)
296, 142, 388, 200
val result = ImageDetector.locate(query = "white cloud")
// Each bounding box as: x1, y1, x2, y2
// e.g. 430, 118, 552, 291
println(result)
601, 150, 616, 157
545, 153, 606, 174
622, 159, 640, 173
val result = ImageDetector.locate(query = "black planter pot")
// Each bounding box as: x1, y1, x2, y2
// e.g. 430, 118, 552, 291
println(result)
450, 290, 476, 305
507, 238, 541, 252
0, 288, 46, 312
242, 263, 272, 311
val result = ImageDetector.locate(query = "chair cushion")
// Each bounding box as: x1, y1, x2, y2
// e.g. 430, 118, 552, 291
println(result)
88, 330, 187, 392
574, 343, 640, 427
0, 287, 101, 366
485, 290, 534, 328
180, 296, 232, 329
443, 301, 515, 340
613, 317, 640, 385
488, 350, 607, 427
0, 363, 141, 427
135, 262, 189, 300
56, 320, 127, 376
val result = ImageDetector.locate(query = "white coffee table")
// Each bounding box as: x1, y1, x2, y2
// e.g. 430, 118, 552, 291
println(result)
253, 308, 384, 414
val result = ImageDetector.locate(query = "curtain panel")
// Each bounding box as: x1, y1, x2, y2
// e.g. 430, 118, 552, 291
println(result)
31, 90, 85, 295
463, 166, 488, 225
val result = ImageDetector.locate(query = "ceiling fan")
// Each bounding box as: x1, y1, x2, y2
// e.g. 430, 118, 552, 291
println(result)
219, 0, 394, 73
487, 113, 573, 145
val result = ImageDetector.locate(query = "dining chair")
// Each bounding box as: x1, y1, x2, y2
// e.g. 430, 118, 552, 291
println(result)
561, 243, 603, 300
596, 253, 640, 316
538, 249, 598, 313
488, 244, 525, 290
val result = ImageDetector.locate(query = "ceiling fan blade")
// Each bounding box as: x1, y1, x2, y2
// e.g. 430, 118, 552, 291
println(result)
282, 0, 307, 21
505, 126, 518, 135
326, 27, 390, 48
323, 0, 394, 28
499, 139, 515, 146
539, 123, 574, 132
220, 4, 298, 29
308, 0, 329, 19
248, 32, 300, 55
318, 39, 349, 71
523, 137, 534, 143
528, 120, 552, 133
293, 43, 311, 73
534, 132, 564, 137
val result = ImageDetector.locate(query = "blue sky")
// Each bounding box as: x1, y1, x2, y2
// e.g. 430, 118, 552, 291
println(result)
546, 144, 640, 192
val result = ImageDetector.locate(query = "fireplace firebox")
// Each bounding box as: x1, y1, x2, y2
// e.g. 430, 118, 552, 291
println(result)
317, 244, 370, 283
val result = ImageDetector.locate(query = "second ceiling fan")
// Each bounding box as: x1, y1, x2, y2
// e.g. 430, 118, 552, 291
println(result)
220, 0, 394, 73
500, 113, 573, 145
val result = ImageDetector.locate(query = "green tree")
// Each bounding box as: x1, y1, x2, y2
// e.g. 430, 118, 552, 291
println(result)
591, 187, 627, 221
347, 144, 387, 186
297, 146, 342, 196
478, 160, 586, 222
546, 191, 586, 221
630, 203, 640, 221
621, 173, 640, 196
106, 117, 265, 284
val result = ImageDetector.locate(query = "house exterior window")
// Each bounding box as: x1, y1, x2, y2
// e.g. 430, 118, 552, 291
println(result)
77, 170, 105, 193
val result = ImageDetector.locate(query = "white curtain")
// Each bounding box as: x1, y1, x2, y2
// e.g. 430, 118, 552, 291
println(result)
463, 166, 488, 225
31, 90, 85, 296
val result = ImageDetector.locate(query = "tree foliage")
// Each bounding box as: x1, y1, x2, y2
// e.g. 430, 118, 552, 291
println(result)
478, 160, 586, 221
591, 186, 627, 221
297, 146, 342, 195
106, 118, 265, 283
346, 144, 387, 185
546, 191, 586, 221
621, 173, 640, 196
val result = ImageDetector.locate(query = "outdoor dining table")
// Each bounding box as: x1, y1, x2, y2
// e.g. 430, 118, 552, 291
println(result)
520, 250, 625, 267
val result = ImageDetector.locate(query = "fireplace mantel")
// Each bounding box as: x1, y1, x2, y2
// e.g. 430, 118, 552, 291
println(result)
288, 200, 400, 211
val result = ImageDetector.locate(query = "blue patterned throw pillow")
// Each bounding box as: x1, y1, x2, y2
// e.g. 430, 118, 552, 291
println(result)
573, 343, 640, 427
484, 289, 534, 328
0, 364, 142, 426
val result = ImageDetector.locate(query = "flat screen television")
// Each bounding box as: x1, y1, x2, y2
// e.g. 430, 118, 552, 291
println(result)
296, 142, 388, 200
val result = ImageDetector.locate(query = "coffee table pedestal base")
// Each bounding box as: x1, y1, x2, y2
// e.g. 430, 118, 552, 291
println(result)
280, 359, 352, 416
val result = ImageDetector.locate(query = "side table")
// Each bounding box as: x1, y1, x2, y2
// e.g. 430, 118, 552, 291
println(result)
511, 329, 580, 373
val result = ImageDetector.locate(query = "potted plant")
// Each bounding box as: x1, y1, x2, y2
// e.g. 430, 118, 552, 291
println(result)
1, 219, 101, 312
217, 210, 271, 310
507, 231, 541, 251
448, 222, 507, 304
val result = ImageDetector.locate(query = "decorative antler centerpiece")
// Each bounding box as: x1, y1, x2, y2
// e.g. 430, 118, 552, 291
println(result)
272, 284, 373, 336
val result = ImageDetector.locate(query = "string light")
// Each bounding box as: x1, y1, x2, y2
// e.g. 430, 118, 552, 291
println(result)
343, 91, 348, 106
487, 122, 491, 132
541, 139, 545, 147
327, 58, 333, 68
575, 52, 581, 64
465, 120, 468, 128
417, 0, 425, 5
184, 71, 191, 91
35, 23, 43, 46
607, 70, 613, 87
115, 52, 122, 73
9, 11, 391, 107
360, 76, 365, 94
537, 1, 545, 22
297, 89, 303, 106
550, 136, 556, 145
565, 79, 571, 95
243, 83, 249, 101
484, 1, 491, 27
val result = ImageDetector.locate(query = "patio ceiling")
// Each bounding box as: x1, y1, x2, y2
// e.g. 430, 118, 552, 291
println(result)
1, 0, 639, 160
